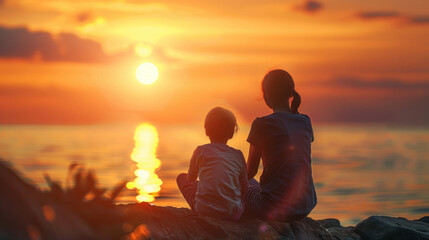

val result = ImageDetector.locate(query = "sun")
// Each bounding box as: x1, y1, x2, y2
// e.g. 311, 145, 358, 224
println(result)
136, 63, 159, 85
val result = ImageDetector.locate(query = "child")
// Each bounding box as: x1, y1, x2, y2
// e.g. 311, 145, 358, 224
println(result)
176, 107, 248, 221
245, 69, 317, 221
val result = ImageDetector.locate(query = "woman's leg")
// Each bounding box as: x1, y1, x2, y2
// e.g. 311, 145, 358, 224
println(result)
246, 179, 308, 222
176, 173, 198, 212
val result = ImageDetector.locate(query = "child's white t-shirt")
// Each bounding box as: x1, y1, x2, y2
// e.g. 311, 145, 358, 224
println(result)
188, 143, 247, 219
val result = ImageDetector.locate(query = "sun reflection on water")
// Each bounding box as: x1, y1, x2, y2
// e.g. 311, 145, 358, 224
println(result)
127, 123, 163, 202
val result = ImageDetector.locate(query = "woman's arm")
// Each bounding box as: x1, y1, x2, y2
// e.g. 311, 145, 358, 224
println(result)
239, 158, 249, 204
247, 144, 262, 180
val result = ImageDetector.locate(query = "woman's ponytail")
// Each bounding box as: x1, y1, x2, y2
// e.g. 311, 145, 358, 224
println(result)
291, 90, 301, 114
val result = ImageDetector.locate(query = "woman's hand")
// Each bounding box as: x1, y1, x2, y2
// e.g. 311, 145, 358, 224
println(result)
247, 144, 262, 180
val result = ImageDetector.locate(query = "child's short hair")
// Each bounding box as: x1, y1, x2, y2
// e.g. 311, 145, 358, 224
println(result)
204, 107, 238, 141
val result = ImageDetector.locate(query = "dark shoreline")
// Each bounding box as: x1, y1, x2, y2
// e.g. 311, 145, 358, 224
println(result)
1, 161, 428, 240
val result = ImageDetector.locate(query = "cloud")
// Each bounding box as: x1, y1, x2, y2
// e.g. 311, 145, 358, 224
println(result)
75, 11, 95, 23
409, 16, 429, 24
0, 26, 176, 63
357, 11, 401, 20
294, 0, 323, 14
58, 33, 108, 62
73, 11, 106, 32
0, 26, 108, 62
304, 94, 429, 125
330, 77, 429, 90
303, 77, 429, 125
356, 11, 429, 25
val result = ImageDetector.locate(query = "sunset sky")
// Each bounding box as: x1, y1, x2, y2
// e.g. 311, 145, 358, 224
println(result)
1, 0, 428, 125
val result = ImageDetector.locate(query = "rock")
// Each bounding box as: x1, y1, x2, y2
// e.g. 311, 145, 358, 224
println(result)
286, 217, 332, 240
354, 216, 429, 240
418, 217, 429, 224
120, 203, 332, 240
316, 219, 361, 240
328, 227, 362, 240
317, 219, 342, 229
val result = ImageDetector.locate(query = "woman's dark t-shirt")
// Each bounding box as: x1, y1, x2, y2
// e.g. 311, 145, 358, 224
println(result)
247, 112, 317, 216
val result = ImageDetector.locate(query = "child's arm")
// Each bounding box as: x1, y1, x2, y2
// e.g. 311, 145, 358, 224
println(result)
247, 144, 262, 180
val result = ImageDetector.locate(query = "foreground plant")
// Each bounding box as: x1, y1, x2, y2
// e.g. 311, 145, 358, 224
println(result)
43, 162, 129, 238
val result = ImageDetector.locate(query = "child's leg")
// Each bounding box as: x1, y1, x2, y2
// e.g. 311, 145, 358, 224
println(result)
247, 178, 262, 206
244, 178, 262, 217
248, 178, 261, 189
176, 173, 198, 212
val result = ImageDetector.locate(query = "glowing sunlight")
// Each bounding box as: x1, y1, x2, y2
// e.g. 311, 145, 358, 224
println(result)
136, 62, 159, 85
134, 43, 153, 58
127, 123, 163, 202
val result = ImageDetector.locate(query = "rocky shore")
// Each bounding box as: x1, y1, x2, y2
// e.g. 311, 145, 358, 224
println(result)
1, 161, 428, 240
118, 203, 429, 240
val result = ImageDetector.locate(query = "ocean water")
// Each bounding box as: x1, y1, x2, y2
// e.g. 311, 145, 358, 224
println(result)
0, 123, 428, 226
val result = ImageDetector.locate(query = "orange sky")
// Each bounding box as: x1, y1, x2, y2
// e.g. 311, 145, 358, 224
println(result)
0, 0, 429, 125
